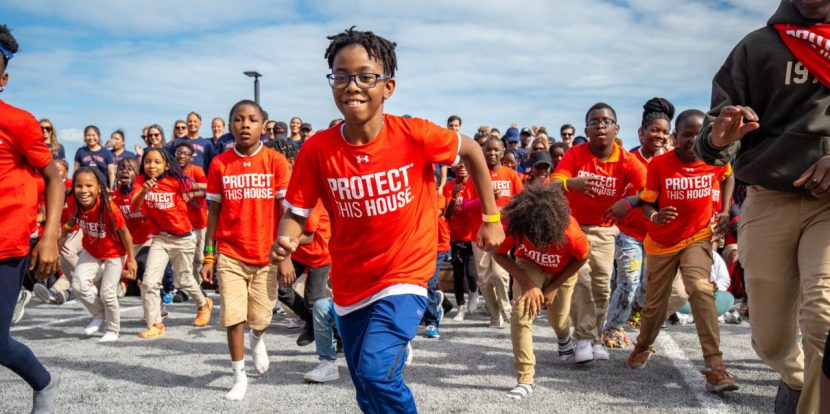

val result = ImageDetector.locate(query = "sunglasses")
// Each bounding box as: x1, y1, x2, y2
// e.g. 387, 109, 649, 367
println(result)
175, 125, 187, 130
41, 126, 52, 132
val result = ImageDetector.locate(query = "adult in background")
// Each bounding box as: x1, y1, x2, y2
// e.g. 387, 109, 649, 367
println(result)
560, 124, 576, 149
168, 112, 210, 170
74, 125, 115, 187
694, 1, 830, 412
39, 119, 64, 160
107, 129, 136, 165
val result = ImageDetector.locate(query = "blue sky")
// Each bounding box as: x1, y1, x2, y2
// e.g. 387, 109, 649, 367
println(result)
2, 0, 779, 163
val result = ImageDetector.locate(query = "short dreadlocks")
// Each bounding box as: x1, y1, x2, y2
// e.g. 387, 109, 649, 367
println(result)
325, 26, 397, 78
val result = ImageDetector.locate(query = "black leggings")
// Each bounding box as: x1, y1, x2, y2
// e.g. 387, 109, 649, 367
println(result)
451, 241, 478, 305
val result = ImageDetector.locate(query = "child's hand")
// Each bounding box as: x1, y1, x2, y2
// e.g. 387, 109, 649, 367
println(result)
270, 236, 298, 264
652, 206, 679, 225
568, 176, 601, 198
603, 198, 631, 223
713, 211, 730, 235
125, 258, 138, 280
542, 287, 558, 306
276, 260, 296, 286
29, 238, 59, 280
519, 287, 544, 319
142, 178, 157, 192
200, 263, 214, 284
476, 221, 505, 252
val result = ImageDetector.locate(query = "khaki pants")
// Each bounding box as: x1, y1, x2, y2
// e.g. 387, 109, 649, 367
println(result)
72, 250, 124, 334
472, 245, 510, 321
636, 240, 722, 364
739, 186, 830, 414
217, 253, 278, 330
511, 259, 577, 384
192, 227, 206, 285
571, 225, 618, 341
140, 232, 206, 327
55, 230, 83, 292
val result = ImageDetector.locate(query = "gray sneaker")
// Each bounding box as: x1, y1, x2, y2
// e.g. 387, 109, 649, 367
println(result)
33, 284, 56, 304
32, 372, 59, 414
53, 290, 69, 305
12, 290, 32, 325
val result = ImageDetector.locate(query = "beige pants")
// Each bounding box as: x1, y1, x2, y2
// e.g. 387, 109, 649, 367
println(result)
511, 259, 577, 384
739, 186, 830, 414
571, 225, 618, 341
636, 240, 722, 364
217, 254, 278, 330
140, 232, 206, 327
72, 250, 124, 334
55, 230, 83, 292
192, 227, 206, 285
473, 245, 511, 321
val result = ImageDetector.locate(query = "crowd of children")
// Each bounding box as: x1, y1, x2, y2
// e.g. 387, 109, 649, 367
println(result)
3, 16, 830, 414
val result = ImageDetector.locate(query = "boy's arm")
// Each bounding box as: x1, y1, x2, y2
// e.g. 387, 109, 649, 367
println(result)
492, 251, 544, 318
30, 161, 64, 278
273, 211, 308, 263
542, 258, 587, 298
458, 136, 503, 250
200, 202, 221, 283
714, 173, 735, 235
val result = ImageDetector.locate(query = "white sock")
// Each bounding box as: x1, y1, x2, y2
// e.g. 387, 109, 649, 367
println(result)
225, 360, 247, 401
250, 331, 269, 374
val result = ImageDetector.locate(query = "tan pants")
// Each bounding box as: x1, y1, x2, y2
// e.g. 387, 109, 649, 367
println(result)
72, 251, 124, 334
217, 254, 278, 330
472, 245, 510, 321
192, 227, 206, 285
55, 230, 83, 292
739, 186, 830, 414
140, 232, 206, 327
571, 225, 618, 341
636, 240, 722, 364
511, 259, 577, 384
666, 270, 687, 318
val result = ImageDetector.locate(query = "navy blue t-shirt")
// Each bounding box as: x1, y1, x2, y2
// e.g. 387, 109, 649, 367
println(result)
168, 137, 211, 170
50, 144, 65, 160
112, 149, 137, 165
74, 146, 115, 185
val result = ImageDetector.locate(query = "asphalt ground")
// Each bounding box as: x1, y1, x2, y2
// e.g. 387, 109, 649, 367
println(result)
4, 293, 777, 413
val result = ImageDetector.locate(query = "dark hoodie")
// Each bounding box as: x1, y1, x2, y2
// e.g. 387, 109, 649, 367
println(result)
695, 1, 830, 194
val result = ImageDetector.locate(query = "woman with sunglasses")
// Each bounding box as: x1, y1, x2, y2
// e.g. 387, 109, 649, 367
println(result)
39, 119, 64, 160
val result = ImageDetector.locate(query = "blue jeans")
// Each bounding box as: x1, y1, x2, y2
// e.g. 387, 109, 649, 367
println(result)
605, 232, 645, 330
422, 252, 449, 327
1, 256, 51, 390
313, 298, 337, 362
339, 294, 426, 414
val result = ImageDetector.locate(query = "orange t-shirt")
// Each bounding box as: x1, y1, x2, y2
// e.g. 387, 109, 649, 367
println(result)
489, 166, 524, 207
552, 143, 646, 227
76, 198, 127, 260
436, 194, 450, 253
0, 101, 53, 260
207, 144, 290, 265
641, 151, 732, 255
284, 114, 461, 307
616, 148, 652, 241
183, 164, 208, 230
136, 174, 192, 236
112, 185, 151, 244
292, 201, 332, 268
442, 178, 476, 242
497, 216, 590, 274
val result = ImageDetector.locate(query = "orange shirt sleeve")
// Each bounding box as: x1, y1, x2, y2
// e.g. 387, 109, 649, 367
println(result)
641, 160, 661, 204
625, 154, 647, 191
417, 118, 461, 166
551, 147, 577, 181
718, 164, 733, 181
110, 200, 127, 232
272, 151, 290, 199
512, 170, 525, 195
14, 113, 53, 170
568, 221, 590, 261
284, 144, 321, 216
206, 158, 223, 203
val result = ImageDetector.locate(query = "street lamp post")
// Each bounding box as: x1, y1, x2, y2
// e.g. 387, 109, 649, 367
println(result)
243, 71, 262, 104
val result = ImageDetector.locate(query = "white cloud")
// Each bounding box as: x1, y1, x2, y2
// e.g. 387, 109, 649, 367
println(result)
4, 0, 783, 153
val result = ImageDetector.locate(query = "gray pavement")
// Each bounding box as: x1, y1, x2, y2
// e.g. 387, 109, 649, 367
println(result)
3, 294, 777, 413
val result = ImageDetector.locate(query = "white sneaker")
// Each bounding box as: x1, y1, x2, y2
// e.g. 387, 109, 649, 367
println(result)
574, 339, 594, 364
489, 314, 504, 329
99, 332, 119, 342
502, 310, 512, 325
12, 290, 32, 325
467, 292, 478, 314
592, 343, 610, 360
558, 337, 575, 361
677, 313, 695, 325
249, 331, 269, 374
404, 342, 414, 366
224, 370, 248, 401
303, 360, 339, 383
453, 305, 466, 321
84, 318, 104, 335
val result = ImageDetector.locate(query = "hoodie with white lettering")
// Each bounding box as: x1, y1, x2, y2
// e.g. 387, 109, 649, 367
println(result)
695, 0, 830, 194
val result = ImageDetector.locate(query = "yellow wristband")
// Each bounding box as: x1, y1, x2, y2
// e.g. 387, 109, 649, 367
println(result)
560, 177, 569, 192
62, 223, 74, 231
481, 213, 501, 223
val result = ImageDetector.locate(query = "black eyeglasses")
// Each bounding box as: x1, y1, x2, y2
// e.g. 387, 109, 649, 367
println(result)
587, 118, 616, 128
175, 126, 187, 130
41, 126, 52, 132
326, 72, 389, 89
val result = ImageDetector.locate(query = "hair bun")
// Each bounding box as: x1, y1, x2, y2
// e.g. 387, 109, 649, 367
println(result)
642, 97, 675, 123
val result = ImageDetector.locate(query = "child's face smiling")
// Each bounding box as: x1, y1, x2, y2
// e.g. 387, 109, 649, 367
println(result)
74, 171, 100, 209
143, 150, 167, 179
331, 44, 395, 124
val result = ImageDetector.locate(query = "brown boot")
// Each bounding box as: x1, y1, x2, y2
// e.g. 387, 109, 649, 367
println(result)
700, 360, 739, 393
626, 343, 654, 369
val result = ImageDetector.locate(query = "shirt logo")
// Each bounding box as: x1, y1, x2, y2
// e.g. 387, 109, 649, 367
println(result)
243, 162, 252, 167
684, 167, 695, 172
356, 155, 369, 163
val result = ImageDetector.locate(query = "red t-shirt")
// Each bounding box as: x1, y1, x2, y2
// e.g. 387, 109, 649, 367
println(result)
441, 178, 476, 242
207, 144, 290, 265
489, 166, 524, 207
112, 185, 151, 244
552, 143, 646, 227
0, 101, 53, 260
616, 148, 652, 241
641, 151, 732, 250
283, 114, 461, 307
497, 216, 589, 274
183, 164, 208, 230
292, 201, 332, 268
436, 194, 450, 253
76, 198, 127, 260
136, 174, 192, 236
